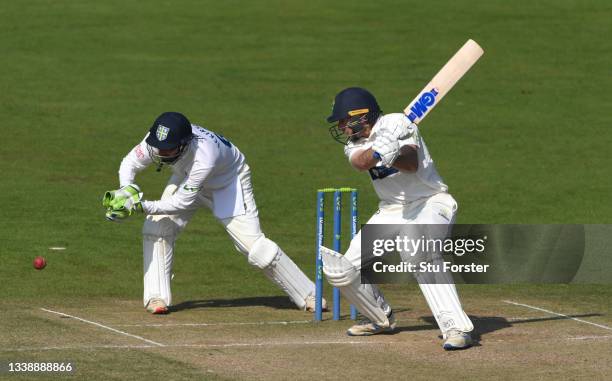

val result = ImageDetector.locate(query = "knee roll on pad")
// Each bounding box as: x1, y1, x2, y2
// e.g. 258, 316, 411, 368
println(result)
321, 246, 389, 325
320, 246, 359, 287
142, 215, 180, 238
247, 237, 280, 269
161, 183, 179, 200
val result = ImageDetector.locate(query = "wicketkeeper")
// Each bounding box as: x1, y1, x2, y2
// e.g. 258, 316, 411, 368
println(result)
103, 112, 324, 314
322, 88, 474, 350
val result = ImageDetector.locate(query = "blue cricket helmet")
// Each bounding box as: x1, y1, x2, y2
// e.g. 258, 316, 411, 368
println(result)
327, 87, 382, 123
146, 112, 194, 166
146, 112, 193, 150
327, 87, 382, 144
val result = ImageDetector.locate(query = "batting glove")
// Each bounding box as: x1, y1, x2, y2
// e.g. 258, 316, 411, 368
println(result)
378, 121, 416, 140
372, 135, 400, 167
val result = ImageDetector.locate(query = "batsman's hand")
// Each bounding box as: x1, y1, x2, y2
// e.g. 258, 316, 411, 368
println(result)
377, 121, 416, 140
372, 134, 400, 167
102, 184, 144, 222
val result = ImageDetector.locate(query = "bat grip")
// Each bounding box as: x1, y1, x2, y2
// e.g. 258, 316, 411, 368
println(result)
373, 152, 381, 160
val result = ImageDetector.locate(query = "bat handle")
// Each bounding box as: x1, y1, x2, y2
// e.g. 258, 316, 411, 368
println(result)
372, 152, 381, 160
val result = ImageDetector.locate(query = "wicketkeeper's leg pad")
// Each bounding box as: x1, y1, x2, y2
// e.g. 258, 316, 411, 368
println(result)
321, 246, 391, 326
248, 237, 315, 310
142, 215, 180, 307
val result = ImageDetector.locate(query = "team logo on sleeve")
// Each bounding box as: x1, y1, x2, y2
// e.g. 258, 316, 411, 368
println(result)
134, 144, 145, 159
183, 185, 201, 192
156, 124, 170, 141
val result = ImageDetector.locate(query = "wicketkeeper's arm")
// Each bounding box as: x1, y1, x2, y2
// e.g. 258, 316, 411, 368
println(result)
118, 140, 153, 187
140, 165, 211, 215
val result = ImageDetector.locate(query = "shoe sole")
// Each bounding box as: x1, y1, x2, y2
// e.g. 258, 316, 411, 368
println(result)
443, 343, 472, 351
148, 306, 169, 315
346, 325, 396, 336
305, 307, 329, 312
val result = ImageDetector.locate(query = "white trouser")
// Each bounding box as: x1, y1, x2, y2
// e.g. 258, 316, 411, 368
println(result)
342, 192, 473, 334
142, 165, 315, 309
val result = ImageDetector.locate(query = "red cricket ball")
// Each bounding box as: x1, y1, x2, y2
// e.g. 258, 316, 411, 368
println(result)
33, 256, 47, 270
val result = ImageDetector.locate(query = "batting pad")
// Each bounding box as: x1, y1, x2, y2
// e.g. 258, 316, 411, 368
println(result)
417, 281, 473, 334
321, 246, 390, 326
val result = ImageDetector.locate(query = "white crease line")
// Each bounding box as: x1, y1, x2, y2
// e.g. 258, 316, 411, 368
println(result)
40, 308, 165, 347
0, 340, 396, 353
503, 300, 612, 332
567, 335, 612, 341
505, 316, 551, 321
0, 344, 155, 352
115, 320, 312, 327
177, 340, 395, 348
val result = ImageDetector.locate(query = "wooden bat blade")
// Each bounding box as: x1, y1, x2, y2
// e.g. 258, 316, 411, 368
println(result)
404, 39, 484, 124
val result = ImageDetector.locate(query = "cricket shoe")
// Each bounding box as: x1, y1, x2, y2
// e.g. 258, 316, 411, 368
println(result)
443, 329, 473, 350
304, 295, 328, 312
346, 311, 396, 336
145, 298, 169, 315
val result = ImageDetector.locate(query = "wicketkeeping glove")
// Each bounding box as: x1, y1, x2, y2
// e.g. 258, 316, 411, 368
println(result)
372, 134, 400, 167
102, 184, 144, 222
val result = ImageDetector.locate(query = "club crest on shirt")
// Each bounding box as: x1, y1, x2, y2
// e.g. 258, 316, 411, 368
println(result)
156, 124, 169, 141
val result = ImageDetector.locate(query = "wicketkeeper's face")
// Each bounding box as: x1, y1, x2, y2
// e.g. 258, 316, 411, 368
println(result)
158, 147, 179, 157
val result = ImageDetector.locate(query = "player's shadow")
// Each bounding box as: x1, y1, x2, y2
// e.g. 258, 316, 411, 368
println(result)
171, 298, 413, 315
395, 313, 603, 345
170, 296, 297, 312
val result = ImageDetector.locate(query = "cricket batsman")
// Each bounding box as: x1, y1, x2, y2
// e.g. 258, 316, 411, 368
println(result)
322, 87, 473, 350
102, 112, 325, 314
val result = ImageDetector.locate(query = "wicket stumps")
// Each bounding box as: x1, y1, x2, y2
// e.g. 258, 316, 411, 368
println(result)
315, 187, 359, 321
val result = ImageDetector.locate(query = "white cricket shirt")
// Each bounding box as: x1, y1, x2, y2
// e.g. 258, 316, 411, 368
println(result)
118, 125, 245, 216
344, 113, 447, 206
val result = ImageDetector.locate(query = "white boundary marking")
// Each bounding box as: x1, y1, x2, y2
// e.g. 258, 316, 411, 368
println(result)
40, 308, 165, 347
503, 300, 612, 332
115, 320, 312, 327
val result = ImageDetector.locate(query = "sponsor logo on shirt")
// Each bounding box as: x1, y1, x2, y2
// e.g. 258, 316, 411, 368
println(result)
135, 144, 145, 159
368, 166, 399, 180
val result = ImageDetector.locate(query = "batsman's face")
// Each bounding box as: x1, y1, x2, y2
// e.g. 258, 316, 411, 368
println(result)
338, 118, 350, 133
339, 118, 371, 139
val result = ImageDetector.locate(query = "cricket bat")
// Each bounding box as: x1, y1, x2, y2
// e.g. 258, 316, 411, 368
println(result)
404, 39, 484, 124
